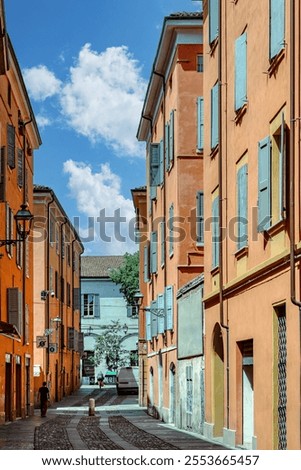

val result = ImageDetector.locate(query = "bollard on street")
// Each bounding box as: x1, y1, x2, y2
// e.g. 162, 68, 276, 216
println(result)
89, 398, 95, 416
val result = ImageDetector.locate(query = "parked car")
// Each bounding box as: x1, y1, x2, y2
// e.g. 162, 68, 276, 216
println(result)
116, 366, 139, 395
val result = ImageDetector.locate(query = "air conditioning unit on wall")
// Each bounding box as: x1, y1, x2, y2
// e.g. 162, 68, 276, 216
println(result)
48, 343, 58, 353
36, 336, 48, 348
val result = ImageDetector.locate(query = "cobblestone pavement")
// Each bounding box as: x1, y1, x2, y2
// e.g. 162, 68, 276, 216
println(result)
0, 385, 230, 451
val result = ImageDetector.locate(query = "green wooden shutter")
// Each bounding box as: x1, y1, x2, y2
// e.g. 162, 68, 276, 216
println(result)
212, 197, 219, 268
196, 191, 204, 244
209, 0, 219, 44
270, 0, 285, 59
211, 83, 219, 149
165, 122, 170, 170
160, 220, 165, 267
143, 243, 150, 282
169, 204, 174, 256
235, 32, 247, 111
146, 309, 151, 341
237, 164, 248, 250
151, 300, 158, 337
159, 139, 164, 184
258, 136, 271, 232
197, 97, 204, 150
279, 112, 286, 220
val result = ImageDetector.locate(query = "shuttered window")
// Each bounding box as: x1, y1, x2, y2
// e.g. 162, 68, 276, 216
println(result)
151, 300, 158, 338
270, 0, 285, 59
146, 309, 151, 341
258, 136, 271, 232
150, 143, 160, 200
212, 196, 219, 268
235, 32, 247, 111
159, 139, 164, 185
165, 110, 175, 171
196, 191, 204, 245
7, 124, 15, 169
209, 0, 219, 44
160, 220, 165, 267
165, 285, 174, 331
237, 164, 248, 250
197, 97, 204, 150
157, 293, 165, 334
17, 149, 24, 188
168, 203, 174, 257
7, 287, 22, 335
0, 147, 5, 201
211, 83, 219, 149
150, 231, 158, 274
143, 243, 150, 282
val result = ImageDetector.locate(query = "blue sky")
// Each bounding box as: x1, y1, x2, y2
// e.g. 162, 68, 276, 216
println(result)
5, 0, 201, 255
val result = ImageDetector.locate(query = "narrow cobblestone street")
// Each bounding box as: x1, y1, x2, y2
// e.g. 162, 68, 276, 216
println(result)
0, 385, 230, 450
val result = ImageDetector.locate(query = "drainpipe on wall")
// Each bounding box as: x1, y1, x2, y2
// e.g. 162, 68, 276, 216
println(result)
46, 192, 54, 376
289, 0, 301, 448
218, 0, 230, 431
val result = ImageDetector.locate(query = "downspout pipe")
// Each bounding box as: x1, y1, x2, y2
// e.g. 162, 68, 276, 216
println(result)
289, 0, 301, 449
218, 0, 230, 431
46, 192, 54, 376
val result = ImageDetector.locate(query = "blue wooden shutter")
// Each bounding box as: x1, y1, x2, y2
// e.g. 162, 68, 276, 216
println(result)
209, 0, 219, 44
160, 220, 165, 267
235, 32, 247, 111
151, 300, 158, 337
211, 83, 219, 149
94, 294, 100, 318
165, 122, 170, 170
270, 0, 285, 59
237, 164, 248, 250
146, 309, 151, 341
150, 231, 157, 274
165, 285, 174, 330
258, 136, 271, 232
159, 139, 164, 184
279, 112, 286, 220
143, 243, 150, 282
169, 204, 174, 256
196, 191, 204, 244
212, 197, 219, 268
157, 293, 165, 334
197, 97, 204, 150
150, 143, 160, 200
169, 110, 174, 165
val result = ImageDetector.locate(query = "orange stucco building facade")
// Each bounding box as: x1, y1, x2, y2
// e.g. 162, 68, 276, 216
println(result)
135, 12, 204, 429
203, 0, 300, 449
0, 2, 41, 423
33, 186, 84, 403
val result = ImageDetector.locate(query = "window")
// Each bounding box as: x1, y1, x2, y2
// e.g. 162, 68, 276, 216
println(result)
237, 164, 248, 250
7, 288, 22, 335
212, 196, 219, 268
235, 32, 247, 111
257, 112, 286, 232
0, 147, 5, 201
196, 191, 204, 245
82, 294, 99, 317
160, 220, 165, 267
211, 83, 219, 149
269, 0, 285, 60
197, 55, 203, 72
209, 0, 219, 45
6, 204, 13, 257
197, 97, 204, 151
165, 285, 174, 330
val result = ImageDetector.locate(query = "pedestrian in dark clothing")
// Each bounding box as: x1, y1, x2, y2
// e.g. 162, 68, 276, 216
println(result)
37, 381, 50, 417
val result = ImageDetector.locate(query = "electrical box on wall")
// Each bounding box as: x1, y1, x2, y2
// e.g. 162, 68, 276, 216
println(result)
36, 336, 48, 348
49, 343, 58, 353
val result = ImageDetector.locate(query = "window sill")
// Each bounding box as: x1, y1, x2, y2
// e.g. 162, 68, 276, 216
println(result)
264, 218, 286, 238
210, 145, 219, 159
234, 245, 248, 260
234, 103, 247, 124
268, 48, 285, 77
211, 266, 220, 276
209, 38, 218, 56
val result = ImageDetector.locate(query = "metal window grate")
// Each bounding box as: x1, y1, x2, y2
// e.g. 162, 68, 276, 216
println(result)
278, 313, 287, 450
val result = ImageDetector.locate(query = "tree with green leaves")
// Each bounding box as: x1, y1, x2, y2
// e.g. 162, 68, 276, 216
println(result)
92, 321, 128, 371
109, 251, 139, 306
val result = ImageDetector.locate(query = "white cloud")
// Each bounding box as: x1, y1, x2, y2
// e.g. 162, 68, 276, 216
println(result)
35, 114, 51, 128
22, 65, 62, 101
63, 159, 137, 255
60, 44, 146, 157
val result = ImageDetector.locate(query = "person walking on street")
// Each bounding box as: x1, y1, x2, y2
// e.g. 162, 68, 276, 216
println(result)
37, 381, 50, 417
